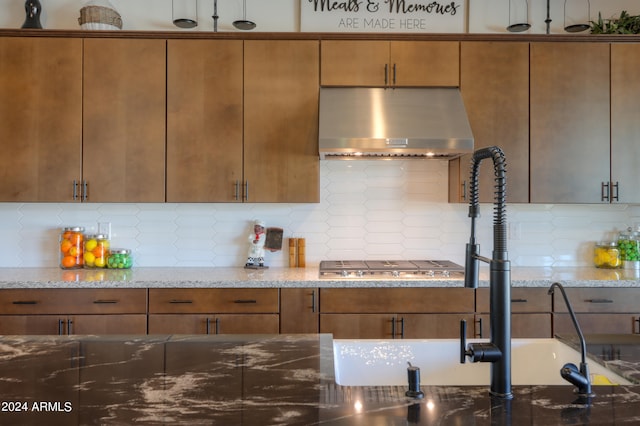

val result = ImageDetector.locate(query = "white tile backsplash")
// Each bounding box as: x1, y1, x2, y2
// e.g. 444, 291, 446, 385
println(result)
0, 160, 637, 268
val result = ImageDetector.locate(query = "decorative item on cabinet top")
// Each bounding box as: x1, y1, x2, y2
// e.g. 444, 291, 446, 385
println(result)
78, 0, 123, 30
172, 0, 198, 29
21, 0, 43, 29
506, 0, 591, 34
232, 0, 256, 30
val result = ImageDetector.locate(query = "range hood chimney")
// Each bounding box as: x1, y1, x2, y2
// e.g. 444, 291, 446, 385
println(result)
319, 87, 474, 159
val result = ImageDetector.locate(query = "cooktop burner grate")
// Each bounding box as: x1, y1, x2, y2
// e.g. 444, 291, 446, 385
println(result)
319, 260, 464, 277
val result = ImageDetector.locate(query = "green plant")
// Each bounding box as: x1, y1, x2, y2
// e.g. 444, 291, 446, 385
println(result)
590, 10, 640, 34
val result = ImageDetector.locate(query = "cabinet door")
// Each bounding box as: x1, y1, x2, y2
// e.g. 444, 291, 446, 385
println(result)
530, 43, 610, 203
167, 40, 243, 202
454, 42, 529, 203
0, 37, 82, 202
244, 40, 320, 203
476, 313, 552, 338
390, 41, 459, 87
149, 314, 211, 334
321, 40, 389, 86
553, 313, 639, 335
83, 38, 166, 202
611, 43, 640, 203
320, 314, 395, 339
280, 288, 319, 333
0, 315, 64, 335
69, 314, 147, 335
149, 314, 279, 334
402, 313, 475, 338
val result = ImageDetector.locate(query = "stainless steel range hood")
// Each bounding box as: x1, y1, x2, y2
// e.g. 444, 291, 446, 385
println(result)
319, 87, 474, 159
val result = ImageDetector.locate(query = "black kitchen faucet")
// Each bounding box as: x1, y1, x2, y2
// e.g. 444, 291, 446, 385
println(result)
459, 146, 512, 400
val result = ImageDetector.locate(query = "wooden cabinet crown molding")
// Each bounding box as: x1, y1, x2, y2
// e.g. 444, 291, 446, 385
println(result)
4, 29, 640, 43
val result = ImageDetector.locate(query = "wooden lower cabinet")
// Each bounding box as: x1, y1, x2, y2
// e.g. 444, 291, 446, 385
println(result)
280, 288, 319, 333
0, 289, 148, 335
0, 314, 147, 335
148, 288, 280, 334
553, 313, 639, 335
320, 313, 475, 339
319, 288, 475, 339
148, 314, 279, 334
476, 287, 553, 338
552, 287, 640, 335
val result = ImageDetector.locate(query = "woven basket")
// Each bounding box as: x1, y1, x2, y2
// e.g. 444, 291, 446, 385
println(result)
78, 5, 123, 30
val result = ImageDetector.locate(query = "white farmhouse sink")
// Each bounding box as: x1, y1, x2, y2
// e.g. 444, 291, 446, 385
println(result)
333, 338, 631, 386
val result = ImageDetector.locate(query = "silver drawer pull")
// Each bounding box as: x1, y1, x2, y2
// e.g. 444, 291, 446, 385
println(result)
233, 299, 257, 304
93, 300, 118, 304
12, 300, 38, 305
169, 299, 193, 304
585, 298, 613, 303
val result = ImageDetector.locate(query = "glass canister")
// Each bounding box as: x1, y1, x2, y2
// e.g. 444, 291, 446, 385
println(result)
59, 227, 85, 269
618, 228, 640, 269
107, 248, 133, 269
83, 234, 110, 268
593, 241, 621, 269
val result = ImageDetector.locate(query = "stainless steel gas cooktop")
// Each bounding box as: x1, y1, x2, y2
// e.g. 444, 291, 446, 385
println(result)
319, 260, 464, 278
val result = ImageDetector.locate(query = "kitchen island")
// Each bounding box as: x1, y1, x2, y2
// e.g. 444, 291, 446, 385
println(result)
1, 333, 640, 425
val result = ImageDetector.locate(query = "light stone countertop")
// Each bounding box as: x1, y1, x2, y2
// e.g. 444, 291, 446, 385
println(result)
0, 266, 638, 288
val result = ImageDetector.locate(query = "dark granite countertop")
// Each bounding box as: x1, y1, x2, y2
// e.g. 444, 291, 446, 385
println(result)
1, 334, 640, 425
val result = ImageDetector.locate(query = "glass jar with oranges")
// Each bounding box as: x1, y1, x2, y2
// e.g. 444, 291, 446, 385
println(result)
59, 227, 85, 269
83, 234, 110, 268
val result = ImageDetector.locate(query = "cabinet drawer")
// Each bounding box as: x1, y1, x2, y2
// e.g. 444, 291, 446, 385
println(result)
0, 289, 147, 314
553, 288, 640, 313
476, 288, 551, 313
149, 289, 279, 314
320, 288, 474, 313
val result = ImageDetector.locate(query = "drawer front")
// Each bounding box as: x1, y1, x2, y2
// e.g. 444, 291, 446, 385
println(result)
319, 288, 474, 313
476, 288, 551, 313
149, 288, 279, 313
0, 289, 147, 314
553, 288, 640, 313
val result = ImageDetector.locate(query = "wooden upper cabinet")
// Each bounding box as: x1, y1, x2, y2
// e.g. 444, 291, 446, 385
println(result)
0, 37, 82, 202
83, 38, 166, 202
166, 40, 243, 202
321, 40, 459, 87
611, 43, 640, 204
243, 40, 320, 203
530, 42, 610, 204
453, 41, 529, 204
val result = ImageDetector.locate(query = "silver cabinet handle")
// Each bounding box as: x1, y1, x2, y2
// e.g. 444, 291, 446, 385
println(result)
392, 63, 397, 85
72, 180, 77, 200
234, 180, 240, 201
244, 181, 249, 201
612, 181, 619, 202
601, 181, 610, 202
384, 63, 388, 85
82, 180, 88, 201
